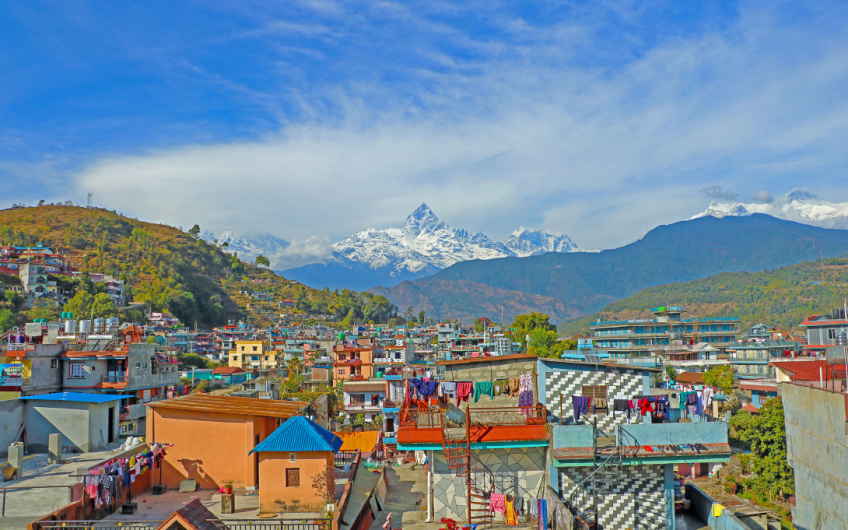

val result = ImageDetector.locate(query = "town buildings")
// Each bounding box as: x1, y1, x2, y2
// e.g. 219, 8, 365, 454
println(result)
591, 306, 739, 358
798, 308, 848, 354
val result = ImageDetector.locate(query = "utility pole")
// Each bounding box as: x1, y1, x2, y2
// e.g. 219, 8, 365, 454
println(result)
87, 193, 93, 208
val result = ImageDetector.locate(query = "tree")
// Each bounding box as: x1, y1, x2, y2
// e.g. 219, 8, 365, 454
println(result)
255, 254, 270, 268
188, 224, 201, 239
4, 291, 24, 312
418, 310, 426, 324
90, 293, 117, 319
511, 312, 557, 348
405, 306, 415, 323
665, 366, 679, 382
474, 317, 491, 332
26, 299, 61, 321
729, 397, 794, 500
64, 291, 94, 319
0, 308, 15, 333
135, 277, 180, 312
703, 365, 734, 393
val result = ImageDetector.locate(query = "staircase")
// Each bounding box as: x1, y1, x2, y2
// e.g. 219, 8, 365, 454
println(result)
440, 407, 494, 527
569, 420, 622, 529
0, 330, 14, 364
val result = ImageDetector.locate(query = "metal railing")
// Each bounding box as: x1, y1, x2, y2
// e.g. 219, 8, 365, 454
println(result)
35, 520, 332, 530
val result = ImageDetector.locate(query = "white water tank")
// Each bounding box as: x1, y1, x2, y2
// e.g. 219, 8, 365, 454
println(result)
79, 320, 91, 334
106, 317, 119, 333
93, 318, 105, 334
64, 319, 76, 334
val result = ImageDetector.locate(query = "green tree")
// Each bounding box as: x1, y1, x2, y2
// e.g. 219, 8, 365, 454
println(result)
474, 317, 491, 332
0, 308, 15, 332
703, 365, 734, 393
26, 299, 61, 321
64, 290, 94, 319
188, 224, 201, 238
418, 310, 425, 324
255, 254, 270, 268
90, 292, 117, 319
135, 277, 180, 312
4, 291, 24, 312
511, 312, 557, 348
729, 397, 794, 500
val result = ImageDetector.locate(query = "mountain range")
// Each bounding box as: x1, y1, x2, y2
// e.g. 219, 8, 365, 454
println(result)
370, 214, 848, 324
694, 189, 848, 229
282, 204, 581, 290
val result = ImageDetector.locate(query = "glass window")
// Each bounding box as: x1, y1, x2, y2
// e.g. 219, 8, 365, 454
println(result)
69, 363, 85, 379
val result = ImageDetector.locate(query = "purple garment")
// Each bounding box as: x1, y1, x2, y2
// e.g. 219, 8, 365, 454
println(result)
572, 396, 591, 422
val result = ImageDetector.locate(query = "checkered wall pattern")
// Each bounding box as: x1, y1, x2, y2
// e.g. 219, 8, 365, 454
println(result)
544, 368, 645, 431
559, 464, 667, 530
432, 447, 546, 520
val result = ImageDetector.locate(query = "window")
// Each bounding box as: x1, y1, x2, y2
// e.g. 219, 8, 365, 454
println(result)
338, 369, 345, 375
69, 363, 86, 379
581, 385, 608, 415
253, 346, 258, 352
286, 468, 300, 487
50, 359, 58, 369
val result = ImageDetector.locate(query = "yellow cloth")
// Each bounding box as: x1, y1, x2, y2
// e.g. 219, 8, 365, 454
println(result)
712, 504, 725, 517
504, 499, 518, 526
334, 431, 380, 453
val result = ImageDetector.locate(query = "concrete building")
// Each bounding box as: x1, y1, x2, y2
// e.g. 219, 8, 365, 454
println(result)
591, 306, 739, 358
781, 380, 848, 529
333, 337, 381, 381
18, 392, 125, 452
228, 340, 276, 370
726, 340, 799, 379
145, 394, 305, 490
249, 415, 343, 513
798, 309, 848, 354
342, 380, 385, 422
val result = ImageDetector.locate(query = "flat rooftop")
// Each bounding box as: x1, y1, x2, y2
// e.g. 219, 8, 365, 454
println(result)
146, 393, 306, 418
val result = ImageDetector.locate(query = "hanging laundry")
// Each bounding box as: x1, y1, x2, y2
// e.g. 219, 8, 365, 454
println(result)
456, 382, 473, 406
613, 399, 630, 419
537, 499, 548, 530
591, 398, 607, 413
572, 396, 591, 422
493, 379, 509, 395
440, 381, 457, 398
508, 377, 520, 397
504, 494, 518, 526
490, 493, 506, 514
702, 386, 714, 408
474, 381, 494, 402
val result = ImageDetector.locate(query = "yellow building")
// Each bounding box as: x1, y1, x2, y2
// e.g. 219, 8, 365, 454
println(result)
228, 340, 276, 370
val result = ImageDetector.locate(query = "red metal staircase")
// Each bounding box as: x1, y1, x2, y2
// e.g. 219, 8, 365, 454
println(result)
440, 406, 494, 527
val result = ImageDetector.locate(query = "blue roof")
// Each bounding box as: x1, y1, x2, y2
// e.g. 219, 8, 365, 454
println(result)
249, 416, 343, 454
19, 392, 127, 404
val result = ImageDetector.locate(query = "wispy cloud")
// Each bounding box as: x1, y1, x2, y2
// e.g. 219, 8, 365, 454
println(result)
3, 1, 848, 251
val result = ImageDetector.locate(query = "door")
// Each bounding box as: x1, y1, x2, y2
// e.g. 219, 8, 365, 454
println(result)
108, 406, 115, 443
385, 417, 394, 433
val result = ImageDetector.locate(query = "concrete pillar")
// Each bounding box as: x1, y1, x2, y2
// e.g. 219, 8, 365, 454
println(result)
8, 442, 24, 470
48, 433, 63, 464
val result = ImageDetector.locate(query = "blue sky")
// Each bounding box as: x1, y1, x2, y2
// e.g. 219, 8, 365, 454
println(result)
1, 1, 847, 266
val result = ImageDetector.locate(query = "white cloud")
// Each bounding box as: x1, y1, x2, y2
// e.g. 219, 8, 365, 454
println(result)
70, 2, 848, 250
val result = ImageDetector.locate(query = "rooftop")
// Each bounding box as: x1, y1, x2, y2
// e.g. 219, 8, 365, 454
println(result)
146, 393, 305, 418
250, 416, 343, 454
19, 392, 126, 404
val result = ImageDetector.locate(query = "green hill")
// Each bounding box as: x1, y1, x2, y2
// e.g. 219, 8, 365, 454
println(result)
376, 214, 848, 324
559, 257, 848, 335
0, 205, 377, 328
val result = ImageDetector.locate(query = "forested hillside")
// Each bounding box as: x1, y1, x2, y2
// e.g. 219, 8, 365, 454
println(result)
377, 214, 848, 324
0, 205, 396, 328
560, 257, 848, 335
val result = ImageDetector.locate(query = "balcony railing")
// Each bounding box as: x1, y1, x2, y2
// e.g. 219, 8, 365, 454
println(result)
345, 403, 382, 411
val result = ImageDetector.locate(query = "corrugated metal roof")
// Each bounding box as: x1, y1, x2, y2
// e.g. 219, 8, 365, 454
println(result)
250, 416, 343, 454
147, 394, 304, 418
19, 392, 126, 404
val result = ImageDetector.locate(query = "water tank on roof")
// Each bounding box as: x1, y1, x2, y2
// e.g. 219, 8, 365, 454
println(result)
106, 317, 119, 333
79, 320, 91, 334
64, 319, 76, 334
93, 318, 105, 334
338, 333, 345, 340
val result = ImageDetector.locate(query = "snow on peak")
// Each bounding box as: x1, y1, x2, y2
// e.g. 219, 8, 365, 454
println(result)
215, 231, 290, 266
329, 205, 582, 275
694, 190, 848, 229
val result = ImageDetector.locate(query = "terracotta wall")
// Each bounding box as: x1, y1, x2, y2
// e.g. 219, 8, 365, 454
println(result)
258, 451, 334, 513
147, 407, 278, 489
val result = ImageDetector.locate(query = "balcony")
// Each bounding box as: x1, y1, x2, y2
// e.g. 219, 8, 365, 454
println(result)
334, 359, 363, 366
105, 372, 127, 384
344, 403, 383, 412
372, 357, 403, 364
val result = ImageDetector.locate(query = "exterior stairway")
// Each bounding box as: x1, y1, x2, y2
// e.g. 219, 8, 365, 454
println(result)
440, 407, 494, 527
569, 421, 623, 528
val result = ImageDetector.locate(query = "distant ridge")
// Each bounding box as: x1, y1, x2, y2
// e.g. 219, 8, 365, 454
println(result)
371, 214, 848, 324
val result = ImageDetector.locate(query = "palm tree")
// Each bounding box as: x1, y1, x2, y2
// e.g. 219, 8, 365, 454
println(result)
287, 357, 303, 382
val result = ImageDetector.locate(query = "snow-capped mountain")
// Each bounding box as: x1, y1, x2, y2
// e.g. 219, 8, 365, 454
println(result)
284, 203, 582, 290
694, 189, 848, 229
203, 230, 291, 267
505, 226, 578, 255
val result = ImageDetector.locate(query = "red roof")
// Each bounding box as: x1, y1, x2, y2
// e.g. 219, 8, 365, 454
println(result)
741, 403, 759, 413
789, 365, 846, 381
799, 315, 848, 327
769, 360, 826, 374
212, 366, 246, 374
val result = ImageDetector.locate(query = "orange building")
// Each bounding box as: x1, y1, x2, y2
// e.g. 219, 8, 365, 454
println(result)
145, 394, 304, 490
333, 338, 381, 381
250, 416, 343, 513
